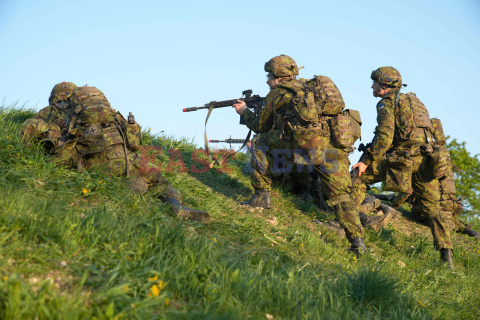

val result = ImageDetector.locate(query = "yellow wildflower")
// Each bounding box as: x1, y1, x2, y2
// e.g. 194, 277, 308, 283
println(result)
164, 298, 170, 306
82, 188, 88, 195
353, 256, 356, 260
300, 243, 304, 247
3, 276, 7, 281
99, 180, 103, 184
148, 275, 158, 282
157, 280, 165, 290
123, 285, 129, 292
214, 237, 217, 243
150, 284, 160, 297
418, 300, 425, 307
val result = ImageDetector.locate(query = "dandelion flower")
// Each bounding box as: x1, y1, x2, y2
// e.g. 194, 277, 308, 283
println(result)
214, 238, 217, 243
3, 276, 7, 281
148, 275, 158, 282
164, 298, 170, 306
418, 300, 425, 307
123, 285, 129, 292
82, 188, 88, 195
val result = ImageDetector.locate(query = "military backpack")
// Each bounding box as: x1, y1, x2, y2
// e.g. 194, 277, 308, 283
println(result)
279, 76, 361, 151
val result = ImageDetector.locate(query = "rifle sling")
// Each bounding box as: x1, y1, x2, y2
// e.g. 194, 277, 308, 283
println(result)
203, 105, 252, 167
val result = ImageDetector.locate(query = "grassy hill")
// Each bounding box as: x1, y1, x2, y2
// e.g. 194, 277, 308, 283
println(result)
0, 103, 479, 320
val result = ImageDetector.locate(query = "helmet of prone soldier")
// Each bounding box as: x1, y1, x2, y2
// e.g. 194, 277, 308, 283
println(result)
264, 54, 299, 78
371, 67, 403, 88
49, 82, 78, 105
69, 86, 110, 107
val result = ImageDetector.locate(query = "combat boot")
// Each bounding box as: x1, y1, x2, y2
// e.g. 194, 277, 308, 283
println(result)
359, 210, 398, 232
348, 238, 366, 258
462, 228, 480, 240
166, 198, 210, 222
313, 219, 346, 239
440, 248, 454, 269
241, 189, 272, 209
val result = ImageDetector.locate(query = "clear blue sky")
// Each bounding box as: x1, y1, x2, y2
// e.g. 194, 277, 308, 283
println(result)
1, 0, 479, 161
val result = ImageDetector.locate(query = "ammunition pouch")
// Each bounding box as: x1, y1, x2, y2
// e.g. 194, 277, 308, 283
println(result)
75, 123, 107, 155
329, 114, 354, 149
431, 118, 446, 146
125, 123, 142, 152
329, 109, 362, 149
430, 145, 450, 179
385, 152, 413, 193
292, 121, 329, 150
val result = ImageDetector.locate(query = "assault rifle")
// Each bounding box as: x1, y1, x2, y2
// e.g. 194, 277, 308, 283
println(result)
184, 89, 264, 159
209, 138, 247, 144
358, 142, 372, 153
351, 142, 373, 177
183, 89, 265, 125
209, 138, 249, 150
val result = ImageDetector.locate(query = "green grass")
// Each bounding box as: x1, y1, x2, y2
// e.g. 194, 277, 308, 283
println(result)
0, 103, 479, 319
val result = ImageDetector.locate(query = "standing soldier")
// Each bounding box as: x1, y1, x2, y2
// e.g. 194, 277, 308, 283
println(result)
351, 67, 455, 268
233, 55, 366, 256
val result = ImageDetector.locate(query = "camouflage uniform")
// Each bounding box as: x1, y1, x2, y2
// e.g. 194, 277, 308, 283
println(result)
412, 157, 471, 234
21, 82, 78, 153
351, 67, 453, 250
243, 55, 364, 242
22, 84, 181, 202
250, 131, 312, 194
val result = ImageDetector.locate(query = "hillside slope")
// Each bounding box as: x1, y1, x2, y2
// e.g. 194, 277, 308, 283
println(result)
0, 104, 479, 320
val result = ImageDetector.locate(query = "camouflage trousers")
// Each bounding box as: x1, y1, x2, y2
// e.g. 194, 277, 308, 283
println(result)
52, 143, 182, 201
351, 153, 453, 250
436, 193, 470, 233
251, 134, 364, 241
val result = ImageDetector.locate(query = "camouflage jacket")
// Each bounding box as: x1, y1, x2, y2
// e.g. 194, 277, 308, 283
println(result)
34, 102, 73, 135
363, 90, 428, 165
243, 80, 297, 134
21, 102, 72, 145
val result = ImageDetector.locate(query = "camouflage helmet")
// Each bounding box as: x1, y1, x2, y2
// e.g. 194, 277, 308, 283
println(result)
49, 82, 77, 105
371, 67, 402, 88
264, 54, 299, 77
69, 86, 110, 107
